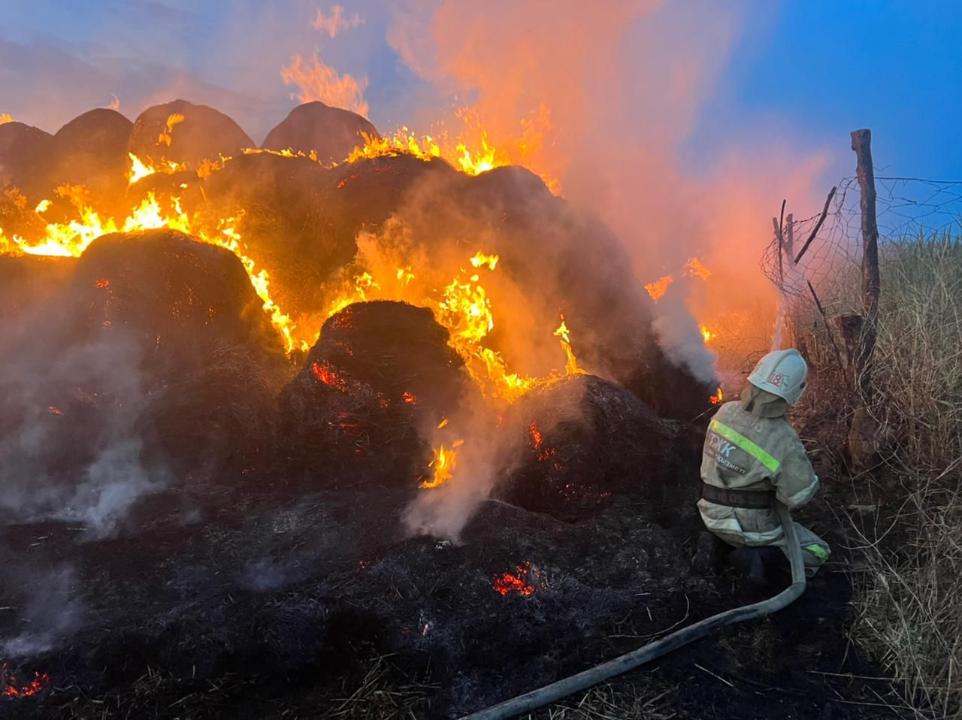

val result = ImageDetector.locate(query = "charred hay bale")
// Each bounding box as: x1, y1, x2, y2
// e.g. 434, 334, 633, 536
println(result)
68, 228, 283, 379
140, 343, 285, 474
199, 153, 357, 318
0, 121, 55, 195
128, 99, 254, 169
493, 374, 689, 521
279, 300, 471, 484
261, 101, 380, 164
46, 109, 132, 214
6, 230, 291, 478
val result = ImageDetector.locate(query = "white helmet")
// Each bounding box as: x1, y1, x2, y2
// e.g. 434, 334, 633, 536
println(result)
747, 348, 809, 405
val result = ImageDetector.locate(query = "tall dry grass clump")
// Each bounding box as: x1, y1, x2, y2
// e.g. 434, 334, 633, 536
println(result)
852, 234, 962, 719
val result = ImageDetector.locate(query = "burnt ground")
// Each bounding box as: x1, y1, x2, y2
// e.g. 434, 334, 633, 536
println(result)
0, 459, 898, 720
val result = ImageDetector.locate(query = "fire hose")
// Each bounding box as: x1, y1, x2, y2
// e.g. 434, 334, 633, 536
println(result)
459, 503, 807, 720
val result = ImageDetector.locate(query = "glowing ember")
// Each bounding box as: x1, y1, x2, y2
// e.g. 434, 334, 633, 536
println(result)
402, 391, 417, 405
1, 664, 51, 699
644, 275, 673, 301
437, 418, 449, 429
421, 443, 459, 489
47, 406, 63, 416
311, 361, 348, 391
710, 387, 725, 405
492, 561, 537, 597
529, 421, 543, 448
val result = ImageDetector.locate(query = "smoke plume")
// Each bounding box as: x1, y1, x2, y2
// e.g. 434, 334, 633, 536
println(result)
0, 314, 166, 538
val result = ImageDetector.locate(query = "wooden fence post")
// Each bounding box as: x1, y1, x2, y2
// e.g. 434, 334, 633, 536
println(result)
850, 129, 881, 398
848, 129, 882, 466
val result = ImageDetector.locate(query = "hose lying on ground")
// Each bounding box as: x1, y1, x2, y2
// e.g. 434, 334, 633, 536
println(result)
459, 503, 807, 720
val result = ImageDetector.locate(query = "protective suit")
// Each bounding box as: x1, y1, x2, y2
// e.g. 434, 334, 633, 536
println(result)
698, 349, 831, 576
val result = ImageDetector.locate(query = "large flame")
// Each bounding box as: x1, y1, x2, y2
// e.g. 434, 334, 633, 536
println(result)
347, 127, 509, 178
0, 183, 304, 352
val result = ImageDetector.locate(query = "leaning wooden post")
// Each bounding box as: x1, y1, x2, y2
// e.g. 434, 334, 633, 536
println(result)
783, 214, 797, 345
848, 129, 882, 466
850, 129, 881, 398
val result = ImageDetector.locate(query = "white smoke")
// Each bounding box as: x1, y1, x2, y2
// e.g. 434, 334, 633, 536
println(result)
0, 322, 166, 538
0, 564, 84, 658
650, 283, 718, 384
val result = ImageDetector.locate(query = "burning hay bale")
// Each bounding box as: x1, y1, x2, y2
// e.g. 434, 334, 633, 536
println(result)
199, 152, 358, 317
261, 100, 381, 164
341, 161, 719, 420
0, 121, 55, 195
279, 300, 473, 484
128, 99, 254, 169
494, 374, 696, 521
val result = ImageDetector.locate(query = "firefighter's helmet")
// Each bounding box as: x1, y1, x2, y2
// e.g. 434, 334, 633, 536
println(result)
747, 348, 809, 405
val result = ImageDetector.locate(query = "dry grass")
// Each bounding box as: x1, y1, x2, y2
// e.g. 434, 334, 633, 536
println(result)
816, 235, 962, 719
528, 681, 675, 720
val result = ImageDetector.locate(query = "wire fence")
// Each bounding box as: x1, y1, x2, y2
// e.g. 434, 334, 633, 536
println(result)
762, 175, 962, 346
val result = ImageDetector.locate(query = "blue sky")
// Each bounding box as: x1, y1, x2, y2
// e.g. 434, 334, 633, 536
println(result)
2, 1, 960, 184
704, 1, 962, 180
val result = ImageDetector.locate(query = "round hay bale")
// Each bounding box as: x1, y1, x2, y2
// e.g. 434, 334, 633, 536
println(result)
48, 109, 132, 213
262, 101, 380, 164
200, 152, 357, 318
279, 300, 472, 485
0, 121, 55, 195
141, 343, 284, 474
128, 99, 254, 169
68, 228, 283, 378
493, 374, 684, 521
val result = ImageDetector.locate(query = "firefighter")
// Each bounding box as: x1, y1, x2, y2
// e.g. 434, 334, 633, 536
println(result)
697, 348, 831, 581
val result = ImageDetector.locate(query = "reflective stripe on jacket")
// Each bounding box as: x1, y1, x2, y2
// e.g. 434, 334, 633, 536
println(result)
698, 399, 819, 546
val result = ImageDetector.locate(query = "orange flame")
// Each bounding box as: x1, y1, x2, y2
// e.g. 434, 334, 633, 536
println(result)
421, 443, 459, 489
0, 113, 13, 125
684, 256, 712, 280
1, 187, 305, 353
644, 275, 673, 301
157, 112, 185, 147
710, 387, 725, 405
